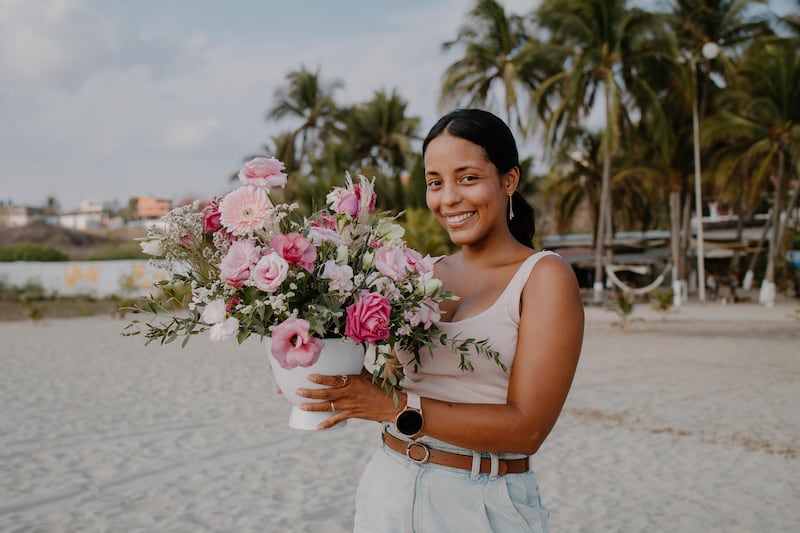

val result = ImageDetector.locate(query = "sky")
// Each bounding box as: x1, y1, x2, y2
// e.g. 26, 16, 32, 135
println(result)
0, 0, 795, 212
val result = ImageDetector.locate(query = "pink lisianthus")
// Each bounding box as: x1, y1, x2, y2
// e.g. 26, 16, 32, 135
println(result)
333, 192, 359, 218
251, 252, 289, 292
403, 248, 434, 275
307, 225, 344, 246
374, 246, 409, 282
238, 157, 288, 189
209, 317, 239, 342
270, 317, 324, 369
345, 291, 391, 344
218, 186, 272, 236
219, 239, 261, 287
202, 198, 223, 233
321, 260, 354, 294
272, 232, 317, 272
404, 299, 440, 329
354, 183, 377, 214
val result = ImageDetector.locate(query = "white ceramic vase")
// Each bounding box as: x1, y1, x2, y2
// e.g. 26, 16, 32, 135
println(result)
266, 337, 365, 430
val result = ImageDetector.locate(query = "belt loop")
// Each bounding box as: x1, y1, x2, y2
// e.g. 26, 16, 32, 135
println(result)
489, 453, 499, 480
528, 455, 534, 473
470, 452, 481, 480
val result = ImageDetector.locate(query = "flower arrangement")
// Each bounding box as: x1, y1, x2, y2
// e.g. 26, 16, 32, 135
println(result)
125, 157, 501, 390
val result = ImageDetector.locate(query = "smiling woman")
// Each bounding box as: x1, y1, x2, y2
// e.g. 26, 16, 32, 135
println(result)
297, 108, 585, 531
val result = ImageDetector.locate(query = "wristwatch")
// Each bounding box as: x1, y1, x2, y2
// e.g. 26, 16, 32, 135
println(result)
395, 391, 424, 436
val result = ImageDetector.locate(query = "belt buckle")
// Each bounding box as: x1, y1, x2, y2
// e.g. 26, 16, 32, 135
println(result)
405, 441, 431, 464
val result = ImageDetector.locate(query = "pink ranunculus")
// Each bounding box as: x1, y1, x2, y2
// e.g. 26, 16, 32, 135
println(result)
251, 252, 289, 292
238, 157, 288, 189
336, 193, 360, 218
219, 239, 261, 287
345, 291, 391, 344
375, 246, 409, 282
272, 232, 317, 272
202, 199, 222, 233
270, 317, 324, 369
218, 186, 273, 236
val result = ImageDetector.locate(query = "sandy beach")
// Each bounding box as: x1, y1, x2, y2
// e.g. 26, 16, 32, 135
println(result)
1, 300, 798, 532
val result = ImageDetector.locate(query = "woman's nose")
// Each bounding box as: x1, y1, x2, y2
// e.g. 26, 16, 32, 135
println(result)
441, 182, 461, 205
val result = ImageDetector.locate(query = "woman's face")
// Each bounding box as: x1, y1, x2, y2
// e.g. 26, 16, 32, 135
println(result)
424, 133, 515, 247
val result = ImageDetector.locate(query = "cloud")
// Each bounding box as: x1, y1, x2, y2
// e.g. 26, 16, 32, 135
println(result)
162, 118, 221, 152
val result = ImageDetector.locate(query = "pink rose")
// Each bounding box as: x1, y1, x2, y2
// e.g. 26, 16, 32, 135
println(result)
238, 157, 288, 189
272, 232, 317, 273
202, 199, 222, 233
219, 240, 261, 287
375, 246, 409, 281
345, 291, 391, 344
271, 317, 324, 369
251, 252, 289, 292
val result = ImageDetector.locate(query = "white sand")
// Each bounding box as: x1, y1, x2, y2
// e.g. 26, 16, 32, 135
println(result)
0, 300, 798, 532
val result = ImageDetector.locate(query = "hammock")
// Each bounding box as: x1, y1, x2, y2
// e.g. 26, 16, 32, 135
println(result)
605, 263, 672, 296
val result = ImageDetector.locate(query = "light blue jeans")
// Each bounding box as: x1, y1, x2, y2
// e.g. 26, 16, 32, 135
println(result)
353, 434, 549, 532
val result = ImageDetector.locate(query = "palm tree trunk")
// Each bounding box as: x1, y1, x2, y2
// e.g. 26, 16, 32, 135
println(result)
761, 153, 785, 307
593, 86, 614, 303
669, 189, 683, 305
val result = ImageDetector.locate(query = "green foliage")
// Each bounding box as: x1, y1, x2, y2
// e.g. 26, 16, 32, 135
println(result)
86, 244, 147, 261
612, 291, 635, 331
399, 208, 455, 258
0, 244, 69, 262
649, 288, 674, 314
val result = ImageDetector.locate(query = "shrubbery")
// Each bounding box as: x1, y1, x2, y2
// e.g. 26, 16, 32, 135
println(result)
0, 244, 69, 262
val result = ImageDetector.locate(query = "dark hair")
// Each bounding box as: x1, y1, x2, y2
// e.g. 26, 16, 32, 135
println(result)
422, 108, 535, 248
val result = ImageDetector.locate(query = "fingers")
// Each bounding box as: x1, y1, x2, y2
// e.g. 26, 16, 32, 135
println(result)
307, 373, 353, 387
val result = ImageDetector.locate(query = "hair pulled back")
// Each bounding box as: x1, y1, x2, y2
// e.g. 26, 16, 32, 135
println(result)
422, 108, 535, 248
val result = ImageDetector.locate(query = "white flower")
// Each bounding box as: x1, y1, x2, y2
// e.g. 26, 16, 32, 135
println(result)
416, 271, 444, 296
140, 239, 163, 256
201, 299, 227, 324
209, 317, 239, 342
376, 218, 405, 242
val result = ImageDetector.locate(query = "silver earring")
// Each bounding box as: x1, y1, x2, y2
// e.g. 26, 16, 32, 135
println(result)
508, 193, 514, 221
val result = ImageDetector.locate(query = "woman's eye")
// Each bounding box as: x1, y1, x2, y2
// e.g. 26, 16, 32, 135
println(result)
460, 175, 478, 183
426, 180, 441, 188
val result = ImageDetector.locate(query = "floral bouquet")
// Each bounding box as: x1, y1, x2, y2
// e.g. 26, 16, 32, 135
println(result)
125, 157, 500, 396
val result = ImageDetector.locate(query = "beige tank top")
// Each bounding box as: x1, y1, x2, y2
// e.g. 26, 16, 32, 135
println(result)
396, 250, 557, 404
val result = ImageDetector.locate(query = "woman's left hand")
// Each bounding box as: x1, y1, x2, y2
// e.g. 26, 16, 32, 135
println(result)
295, 370, 401, 430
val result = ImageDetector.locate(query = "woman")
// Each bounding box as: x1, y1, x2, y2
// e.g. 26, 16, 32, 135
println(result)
296, 108, 584, 531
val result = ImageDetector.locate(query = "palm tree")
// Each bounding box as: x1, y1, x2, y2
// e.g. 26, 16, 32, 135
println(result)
440, 0, 541, 133
703, 37, 800, 306
534, 0, 668, 301
268, 66, 343, 172
340, 90, 420, 212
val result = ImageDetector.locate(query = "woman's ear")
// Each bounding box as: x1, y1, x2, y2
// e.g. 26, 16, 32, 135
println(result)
503, 166, 520, 195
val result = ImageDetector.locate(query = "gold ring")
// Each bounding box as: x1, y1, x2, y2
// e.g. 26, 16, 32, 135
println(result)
330, 401, 335, 411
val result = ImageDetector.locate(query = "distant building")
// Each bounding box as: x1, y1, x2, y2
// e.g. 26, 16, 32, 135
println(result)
136, 196, 172, 219
0, 204, 58, 227
58, 199, 119, 231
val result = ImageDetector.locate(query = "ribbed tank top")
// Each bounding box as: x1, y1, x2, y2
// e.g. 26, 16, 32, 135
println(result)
396, 250, 557, 404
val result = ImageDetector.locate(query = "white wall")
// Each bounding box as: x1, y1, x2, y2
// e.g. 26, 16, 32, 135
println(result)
0, 260, 170, 297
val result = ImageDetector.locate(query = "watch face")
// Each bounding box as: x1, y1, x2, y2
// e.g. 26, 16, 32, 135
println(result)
396, 409, 423, 436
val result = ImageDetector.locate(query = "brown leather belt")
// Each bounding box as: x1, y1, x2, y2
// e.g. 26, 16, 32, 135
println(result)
382, 429, 529, 476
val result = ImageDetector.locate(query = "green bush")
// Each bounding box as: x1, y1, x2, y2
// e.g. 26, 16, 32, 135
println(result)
86, 244, 147, 260
399, 208, 455, 258
0, 244, 69, 262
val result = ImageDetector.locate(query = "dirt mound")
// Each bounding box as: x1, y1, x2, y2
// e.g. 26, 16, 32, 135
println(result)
0, 221, 145, 259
